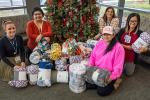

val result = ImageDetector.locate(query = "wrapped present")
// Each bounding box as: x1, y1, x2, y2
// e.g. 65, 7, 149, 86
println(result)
78, 42, 92, 58
38, 37, 50, 51
69, 63, 86, 93
37, 59, 53, 87
85, 66, 110, 87
49, 43, 62, 60
51, 70, 68, 84
132, 32, 150, 53
62, 38, 78, 57
69, 55, 82, 64
8, 67, 28, 88
27, 65, 39, 85
86, 39, 98, 49
29, 50, 42, 64
55, 58, 68, 71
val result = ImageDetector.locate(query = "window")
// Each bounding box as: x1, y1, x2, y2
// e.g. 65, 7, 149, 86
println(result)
98, 0, 119, 6
125, 0, 150, 10
0, 0, 26, 17
40, 0, 47, 6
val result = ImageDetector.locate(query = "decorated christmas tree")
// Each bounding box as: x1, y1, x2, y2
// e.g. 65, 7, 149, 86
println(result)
46, 0, 99, 42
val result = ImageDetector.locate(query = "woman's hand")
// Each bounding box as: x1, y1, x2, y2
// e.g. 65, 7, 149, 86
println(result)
94, 33, 101, 40
44, 37, 50, 42
139, 47, 149, 53
107, 78, 112, 84
21, 62, 26, 67
122, 44, 132, 50
36, 34, 43, 42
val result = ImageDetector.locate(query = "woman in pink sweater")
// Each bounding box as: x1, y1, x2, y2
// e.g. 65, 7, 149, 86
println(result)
88, 26, 125, 96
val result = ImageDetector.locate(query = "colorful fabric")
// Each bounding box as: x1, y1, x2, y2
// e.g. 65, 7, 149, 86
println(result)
77, 42, 92, 58
49, 43, 61, 60
8, 80, 28, 88
86, 39, 98, 49
55, 58, 68, 71
27, 65, 39, 74
27, 65, 39, 85
62, 38, 78, 57
38, 37, 51, 52
8, 67, 28, 88
69, 55, 82, 64
29, 50, 42, 64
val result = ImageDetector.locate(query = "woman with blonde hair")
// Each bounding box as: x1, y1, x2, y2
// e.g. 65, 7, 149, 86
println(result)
0, 20, 25, 81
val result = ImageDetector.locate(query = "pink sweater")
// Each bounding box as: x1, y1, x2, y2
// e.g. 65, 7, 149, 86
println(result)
89, 40, 125, 80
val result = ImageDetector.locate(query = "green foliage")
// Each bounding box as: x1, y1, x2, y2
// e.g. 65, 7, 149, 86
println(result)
45, 0, 99, 41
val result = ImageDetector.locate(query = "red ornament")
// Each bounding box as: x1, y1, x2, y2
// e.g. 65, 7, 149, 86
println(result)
69, 11, 73, 18
82, 16, 87, 24
47, 0, 53, 5
63, 18, 68, 26
89, 16, 94, 25
58, 0, 63, 8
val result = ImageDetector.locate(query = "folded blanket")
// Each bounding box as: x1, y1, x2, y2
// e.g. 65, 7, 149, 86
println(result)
37, 60, 53, 87
85, 66, 110, 87
132, 32, 150, 53
27, 65, 39, 85
8, 67, 28, 88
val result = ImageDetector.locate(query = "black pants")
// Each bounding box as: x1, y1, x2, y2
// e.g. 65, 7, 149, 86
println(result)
86, 80, 116, 96
25, 47, 32, 64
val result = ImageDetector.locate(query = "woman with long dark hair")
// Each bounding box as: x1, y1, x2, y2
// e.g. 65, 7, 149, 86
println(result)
94, 6, 119, 40
87, 26, 125, 96
26, 7, 53, 61
117, 13, 148, 76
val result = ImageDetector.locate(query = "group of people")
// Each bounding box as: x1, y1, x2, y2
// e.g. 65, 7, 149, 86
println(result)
0, 6, 149, 96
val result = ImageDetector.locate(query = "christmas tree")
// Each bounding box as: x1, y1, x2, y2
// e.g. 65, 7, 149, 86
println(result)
46, 0, 99, 42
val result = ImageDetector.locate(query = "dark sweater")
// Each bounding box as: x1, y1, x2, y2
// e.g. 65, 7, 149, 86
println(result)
0, 35, 25, 67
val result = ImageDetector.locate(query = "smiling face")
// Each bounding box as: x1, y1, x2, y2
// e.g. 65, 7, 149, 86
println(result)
106, 8, 114, 19
5, 23, 16, 39
129, 16, 138, 30
33, 11, 43, 21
